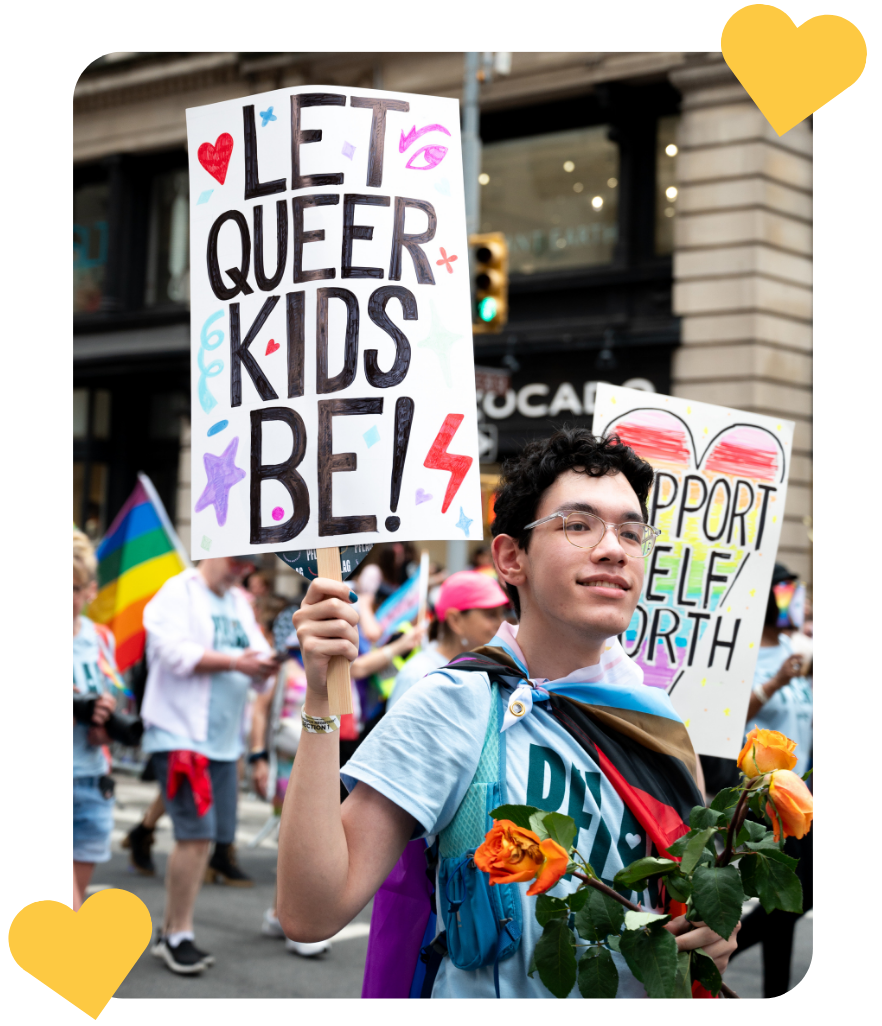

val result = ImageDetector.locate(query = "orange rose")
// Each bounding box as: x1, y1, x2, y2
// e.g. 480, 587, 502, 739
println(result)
766, 769, 813, 842
474, 820, 570, 897
737, 727, 798, 778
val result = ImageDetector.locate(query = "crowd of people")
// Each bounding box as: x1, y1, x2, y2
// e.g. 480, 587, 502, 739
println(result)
72, 428, 813, 997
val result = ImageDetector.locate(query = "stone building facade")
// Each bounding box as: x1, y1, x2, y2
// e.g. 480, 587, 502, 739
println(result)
74, 51, 811, 587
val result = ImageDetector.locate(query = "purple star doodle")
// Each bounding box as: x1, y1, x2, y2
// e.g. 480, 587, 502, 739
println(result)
195, 436, 246, 526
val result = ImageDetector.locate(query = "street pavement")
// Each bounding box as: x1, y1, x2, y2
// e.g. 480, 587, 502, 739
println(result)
95, 776, 371, 999
93, 775, 811, 1000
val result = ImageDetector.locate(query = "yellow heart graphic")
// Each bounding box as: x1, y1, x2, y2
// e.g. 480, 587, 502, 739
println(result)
8, 889, 152, 1019
722, 4, 866, 135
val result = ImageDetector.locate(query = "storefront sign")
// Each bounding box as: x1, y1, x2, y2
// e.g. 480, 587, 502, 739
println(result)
593, 384, 794, 760
186, 86, 482, 558
479, 376, 656, 421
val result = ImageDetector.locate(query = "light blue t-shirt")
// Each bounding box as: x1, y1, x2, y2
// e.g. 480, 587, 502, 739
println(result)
747, 634, 813, 775
342, 667, 654, 999
386, 643, 447, 711
142, 588, 252, 762
73, 617, 113, 778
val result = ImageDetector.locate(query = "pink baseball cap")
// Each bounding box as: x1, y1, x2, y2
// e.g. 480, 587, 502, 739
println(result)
434, 570, 509, 621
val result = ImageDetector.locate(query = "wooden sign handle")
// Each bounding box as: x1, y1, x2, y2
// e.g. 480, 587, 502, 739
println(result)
316, 546, 354, 716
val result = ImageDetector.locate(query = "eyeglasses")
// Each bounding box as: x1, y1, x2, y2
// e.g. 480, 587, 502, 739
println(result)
522, 511, 662, 558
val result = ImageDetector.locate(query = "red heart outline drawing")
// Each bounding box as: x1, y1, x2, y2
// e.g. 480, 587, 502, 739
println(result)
198, 134, 234, 185
265, 339, 280, 355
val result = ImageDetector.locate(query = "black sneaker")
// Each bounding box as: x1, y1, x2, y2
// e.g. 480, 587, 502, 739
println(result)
192, 941, 215, 967
122, 823, 156, 876
152, 935, 207, 975
205, 843, 253, 887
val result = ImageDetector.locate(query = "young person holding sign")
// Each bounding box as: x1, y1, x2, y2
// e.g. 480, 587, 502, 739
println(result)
277, 429, 739, 998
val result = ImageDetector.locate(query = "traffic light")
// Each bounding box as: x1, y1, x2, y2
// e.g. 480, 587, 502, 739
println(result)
469, 232, 508, 334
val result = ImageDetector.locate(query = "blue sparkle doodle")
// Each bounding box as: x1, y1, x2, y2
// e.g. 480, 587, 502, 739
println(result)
198, 310, 225, 413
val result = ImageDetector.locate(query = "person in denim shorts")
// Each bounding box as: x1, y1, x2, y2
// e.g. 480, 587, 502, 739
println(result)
73, 530, 119, 910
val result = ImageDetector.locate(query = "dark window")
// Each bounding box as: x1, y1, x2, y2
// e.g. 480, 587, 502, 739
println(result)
145, 169, 190, 307
479, 126, 620, 274
73, 387, 112, 539
655, 115, 680, 256
74, 182, 110, 313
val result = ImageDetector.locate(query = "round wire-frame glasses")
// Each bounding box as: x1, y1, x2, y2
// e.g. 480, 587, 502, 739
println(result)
522, 511, 662, 558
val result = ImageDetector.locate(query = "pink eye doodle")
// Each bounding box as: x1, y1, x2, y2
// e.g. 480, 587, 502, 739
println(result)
400, 123, 451, 170
405, 144, 449, 170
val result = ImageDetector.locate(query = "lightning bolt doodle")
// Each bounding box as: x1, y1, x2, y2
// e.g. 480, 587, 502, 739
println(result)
423, 414, 473, 514
399, 123, 451, 152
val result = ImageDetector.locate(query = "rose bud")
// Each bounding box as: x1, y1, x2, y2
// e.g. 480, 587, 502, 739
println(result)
737, 726, 798, 778
766, 769, 813, 842
474, 820, 570, 897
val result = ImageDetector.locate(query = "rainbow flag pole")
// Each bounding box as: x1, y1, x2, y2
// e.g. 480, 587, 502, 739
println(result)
89, 472, 190, 672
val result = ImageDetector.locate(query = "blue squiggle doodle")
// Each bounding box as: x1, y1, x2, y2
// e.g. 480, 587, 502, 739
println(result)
198, 310, 225, 413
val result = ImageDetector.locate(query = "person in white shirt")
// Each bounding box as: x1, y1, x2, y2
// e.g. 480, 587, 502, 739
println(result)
141, 557, 278, 975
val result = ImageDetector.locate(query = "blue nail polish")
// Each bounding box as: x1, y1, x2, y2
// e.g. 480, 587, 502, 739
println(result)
349, 590, 358, 603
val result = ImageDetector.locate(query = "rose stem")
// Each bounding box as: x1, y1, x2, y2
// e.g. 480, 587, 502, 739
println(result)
717, 786, 753, 868
571, 869, 740, 999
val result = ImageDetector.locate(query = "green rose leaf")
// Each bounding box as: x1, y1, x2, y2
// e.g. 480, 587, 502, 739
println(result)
738, 853, 761, 898
619, 920, 679, 998
763, 847, 799, 870
614, 857, 677, 890
606, 933, 622, 953
680, 827, 717, 876
529, 810, 551, 841
665, 871, 692, 903
527, 949, 537, 978
574, 887, 626, 941
710, 787, 742, 814
689, 806, 726, 830
739, 852, 803, 914
542, 812, 577, 853
534, 918, 577, 998
490, 804, 543, 830
743, 819, 768, 842
567, 888, 590, 912
665, 828, 699, 858
592, 888, 626, 935
535, 894, 569, 926
624, 910, 670, 930
578, 945, 619, 998
674, 950, 693, 999
691, 948, 723, 996
735, 818, 770, 846
691, 865, 744, 940
745, 838, 795, 861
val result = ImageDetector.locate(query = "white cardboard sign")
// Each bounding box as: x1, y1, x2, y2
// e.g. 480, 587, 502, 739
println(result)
593, 384, 795, 759
186, 86, 482, 558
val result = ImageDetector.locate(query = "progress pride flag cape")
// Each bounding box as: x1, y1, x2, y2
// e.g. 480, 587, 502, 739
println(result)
363, 625, 711, 998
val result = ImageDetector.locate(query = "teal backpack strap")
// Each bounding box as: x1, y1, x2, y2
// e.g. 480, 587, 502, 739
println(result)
439, 681, 504, 858
435, 676, 522, 989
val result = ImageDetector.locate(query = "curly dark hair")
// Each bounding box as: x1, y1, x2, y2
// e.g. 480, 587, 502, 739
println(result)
490, 428, 655, 617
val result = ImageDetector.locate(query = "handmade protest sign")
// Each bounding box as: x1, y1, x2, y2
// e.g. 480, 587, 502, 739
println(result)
187, 86, 482, 709
186, 86, 481, 555
592, 384, 795, 759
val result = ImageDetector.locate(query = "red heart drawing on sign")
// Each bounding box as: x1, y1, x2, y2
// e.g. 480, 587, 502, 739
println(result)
265, 339, 280, 355
198, 134, 234, 185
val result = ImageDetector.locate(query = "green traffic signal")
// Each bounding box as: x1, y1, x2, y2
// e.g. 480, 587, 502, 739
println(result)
478, 296, 498, 322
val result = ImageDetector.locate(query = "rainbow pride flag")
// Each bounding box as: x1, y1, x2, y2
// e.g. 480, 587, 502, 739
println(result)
89, 473, 189, 671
